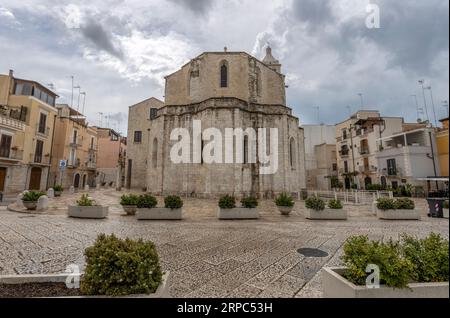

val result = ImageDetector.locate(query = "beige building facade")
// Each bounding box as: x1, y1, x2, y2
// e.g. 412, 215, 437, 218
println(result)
96, 127, 127, 187
0, 70, 58, 196
127, 47, 306, 198
48, 104, 98, 189
335, 111, 404, 189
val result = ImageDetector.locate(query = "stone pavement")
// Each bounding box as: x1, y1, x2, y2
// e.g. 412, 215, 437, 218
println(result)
0, 189, 448, 298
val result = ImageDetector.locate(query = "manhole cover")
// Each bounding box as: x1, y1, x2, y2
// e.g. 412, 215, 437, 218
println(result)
297, 248, 328, 258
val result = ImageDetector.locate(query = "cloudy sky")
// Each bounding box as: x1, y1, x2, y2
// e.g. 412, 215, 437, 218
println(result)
0, 0, 448, 135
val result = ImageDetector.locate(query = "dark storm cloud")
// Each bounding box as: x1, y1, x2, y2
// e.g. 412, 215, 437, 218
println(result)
80, 18, 123, 59
292, 0, 335, 29
167, 0, 213, 14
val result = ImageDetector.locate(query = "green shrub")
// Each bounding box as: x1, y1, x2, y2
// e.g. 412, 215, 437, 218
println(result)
77, 194, 95, 206
394, 198, 415, 210
137, 194, 157, 208
305, 196, 325, 211
275, 192, 295, 207
401, 233, 449, 283
376, 197, 396, 210
80, 234, 163, 296
53, 185, 63, 192
328, 199, 343, 209
22, 191, 46, 202
240, 196, 258, 209
341, 234, 449, 288
120, 194, 139, 206
218, 195, 236, 209
443, 201, 449, 209
341, 235, 414, 288
366, 184, 386, 191
164, 195, 183, 209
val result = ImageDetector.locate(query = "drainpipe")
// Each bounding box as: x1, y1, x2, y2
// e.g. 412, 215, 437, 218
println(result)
46, 114, 57, 188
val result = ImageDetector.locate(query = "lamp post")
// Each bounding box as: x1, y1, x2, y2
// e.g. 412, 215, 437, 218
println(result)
358, 93, 364, 110
418, 80, 430, 123
425, 86, 438, 127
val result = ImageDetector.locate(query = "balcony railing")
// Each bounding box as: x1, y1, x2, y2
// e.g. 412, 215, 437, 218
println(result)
86, 161, 96, 169
68, 158, 80, 168
358, 165, 377, 173
339, 150, 349, 157
359, 148, 370, 155
0, 114, 26, 131
70, 141, 82, 148
0, 149, 24, 161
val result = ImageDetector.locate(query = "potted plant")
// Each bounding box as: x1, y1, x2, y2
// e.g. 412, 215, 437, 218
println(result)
217, 195, 259, 220
53, 185, 63, 197
376, 197, 420, 220
275, 192, 295, 215
322, 233, 449, 298
68, 194, 108, 219
443, 201, 449, 219
120, 194, 139, 215
136, 194, 183, 220
304, 197, 347, 220
0, 234, 170, 298
22, 191, 46, 210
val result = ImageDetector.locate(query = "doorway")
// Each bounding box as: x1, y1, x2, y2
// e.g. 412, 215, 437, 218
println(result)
126, 159, 132, 188
74, 173, 80, 188
0, 167, 7, 192
82, 174, 86, 188
29, 167, 42, 190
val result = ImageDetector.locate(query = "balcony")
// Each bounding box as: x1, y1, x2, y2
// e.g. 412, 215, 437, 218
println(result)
0, 114, 26, 131
88, 145, 97, 152
68, 158, 81, 168
339, 150, 349, 158
358, 165, 377, 173
69, 141, 82, 148
359, 148, 370, 155
86, 161, 96, 170
0, 148, 24, 162
29, 153, 50, 165
36, 124, 51, 137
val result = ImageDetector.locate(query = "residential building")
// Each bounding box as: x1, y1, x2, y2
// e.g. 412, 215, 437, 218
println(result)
126, 47, 306, 198
48, 104, 98, 189
436, 117, 449, 177
0, 70, 58, 195
376, 127, 440, 188
96, 127, 127, 187
335, 110, 404, 189
303, 125, 337, 189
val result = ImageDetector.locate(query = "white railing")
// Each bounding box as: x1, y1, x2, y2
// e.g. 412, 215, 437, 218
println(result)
0, 114, 26, 131
305, 189, 393, 205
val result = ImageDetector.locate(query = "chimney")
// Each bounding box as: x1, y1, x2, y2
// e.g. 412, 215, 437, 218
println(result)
8, 69, 14, 78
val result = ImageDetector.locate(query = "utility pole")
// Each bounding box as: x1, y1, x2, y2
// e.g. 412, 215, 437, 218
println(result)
70, 76, 74, 108
425, 86, 438, 127
80, 92, 86, 114
411, 94, 423, 122
74, 85, 81, 111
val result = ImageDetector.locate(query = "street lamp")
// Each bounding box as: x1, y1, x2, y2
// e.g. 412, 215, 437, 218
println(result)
418, 80, 430, 123
424, 86, 438, 127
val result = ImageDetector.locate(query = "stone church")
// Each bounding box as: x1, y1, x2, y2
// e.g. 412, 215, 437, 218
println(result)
126, 47, 306, 198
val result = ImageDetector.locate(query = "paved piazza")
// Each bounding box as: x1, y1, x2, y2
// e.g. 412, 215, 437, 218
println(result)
0, 189, 448, 298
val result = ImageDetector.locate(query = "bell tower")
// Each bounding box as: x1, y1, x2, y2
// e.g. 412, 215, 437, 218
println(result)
262, 45, 282, 73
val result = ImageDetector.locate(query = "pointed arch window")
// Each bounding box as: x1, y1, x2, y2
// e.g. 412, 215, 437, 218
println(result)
220, 61, 228, 88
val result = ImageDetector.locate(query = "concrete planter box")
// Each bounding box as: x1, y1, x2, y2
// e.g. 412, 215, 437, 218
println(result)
68, 206, 109, 219
218, 207, 259, 220
322, 267, 449, 298
277, 206, 293, 216
136, 208, 182, 220
22, 201, 37, 210
122, 205, 137, 215
376, 208, 421, 220
443, 209, 449, 219
305, 208, 347, 220
0, 272, 171, 298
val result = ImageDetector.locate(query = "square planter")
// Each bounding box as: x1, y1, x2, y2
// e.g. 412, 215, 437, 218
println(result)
136, 208, 182, 220
0, 272, 171, 298
217, 207, 259, 220
121, 205, 137, 216
304, 208, 347, 220
443, 209, 449, 219
376, 208, 421, 220
22, 201, 37, 210
322, 267, 449, 298
68, 206, 109, 219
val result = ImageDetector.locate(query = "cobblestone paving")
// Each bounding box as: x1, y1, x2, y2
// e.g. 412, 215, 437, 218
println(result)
0, 189, 448, 298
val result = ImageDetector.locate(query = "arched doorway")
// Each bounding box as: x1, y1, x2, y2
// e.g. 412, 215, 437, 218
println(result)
82, 174, 87, 188
29, 167, 42, 190
74, 173, 80, 188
